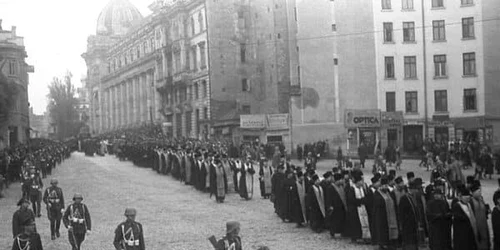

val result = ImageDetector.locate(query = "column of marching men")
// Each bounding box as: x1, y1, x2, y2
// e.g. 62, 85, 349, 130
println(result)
104, 129, 500, 250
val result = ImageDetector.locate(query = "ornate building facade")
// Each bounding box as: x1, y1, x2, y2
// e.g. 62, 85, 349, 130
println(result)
0, 20, 34, 149
84, 0, 293, 144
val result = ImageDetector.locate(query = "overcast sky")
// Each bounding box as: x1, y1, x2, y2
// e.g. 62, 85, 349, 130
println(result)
0, 0, 152, 115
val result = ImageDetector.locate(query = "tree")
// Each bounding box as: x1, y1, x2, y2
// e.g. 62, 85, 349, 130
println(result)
47, 71, 79, 140
0, 72, 19, 124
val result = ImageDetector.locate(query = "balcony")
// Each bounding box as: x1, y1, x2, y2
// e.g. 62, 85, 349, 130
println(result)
173, 72, 190, 85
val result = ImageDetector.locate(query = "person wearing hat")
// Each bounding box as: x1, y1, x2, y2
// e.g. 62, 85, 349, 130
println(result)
345, 173, 371, 243
113, 208, 145, 250
448, 153, 465, 199
491, 185, 500, 250
452, 185, 478, 250
372, 176, 399, 249
320, 171, 333, 191
26, 168, 43, 217
470, 180, 490, 250
63, 193, 91, 250
391, 176, 406, 207
281, 169, 296, 222
184, 149, 195, 186
43, 178, 65, 240
426, 188, 452, 250
211, 221, 242, 250
271, 165, 286, 217
306, 174, 325, 233
291, 170, 308, 227
399, 177, 428, 249
12, 198, 36, 238
407, 172, 415, 184
238, 154, 255, 200
325, 173, 347, 238
304, 152, 316, 172
210, 154, 228, 203
258, 156, 273, 199
11, 220, 43, 250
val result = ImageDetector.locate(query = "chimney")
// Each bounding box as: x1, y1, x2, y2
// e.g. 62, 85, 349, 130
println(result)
11, 26, 16, 38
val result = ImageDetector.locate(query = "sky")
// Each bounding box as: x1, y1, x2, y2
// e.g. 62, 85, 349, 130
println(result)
0, 0, 152, 115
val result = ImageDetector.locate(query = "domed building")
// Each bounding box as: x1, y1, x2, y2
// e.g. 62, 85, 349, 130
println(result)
96, 0, 143, 36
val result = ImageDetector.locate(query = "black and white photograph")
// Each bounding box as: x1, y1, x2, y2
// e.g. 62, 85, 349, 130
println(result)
1, 0, 500, 249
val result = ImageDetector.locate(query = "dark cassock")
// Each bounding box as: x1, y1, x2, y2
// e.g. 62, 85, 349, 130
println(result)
426, 189, 452, 250
372, 177, 399, 249
271, 166, 286, 217
325, 173, 347, 238
200, 156, 209, 192
193, 154, 202, 190
470, 181, 490, 250
210, 157, 228, 203
161, 152, 168, 175
399, 183, 426, 250
366, 176, 380, 244
184, 152, 193, 185
179, 152, 186, 182
171, 152, 181, 180
259, 160, 273, 199
492, 189, 500, 250
306, 175, 326, 233
165, 151, 173, 174
292, 171, 308, 226
239, 158, 255, 200
232, 160, 243, 193
452, 186, 478, 250
282, 170, 296, 221
345, 174, 371, 242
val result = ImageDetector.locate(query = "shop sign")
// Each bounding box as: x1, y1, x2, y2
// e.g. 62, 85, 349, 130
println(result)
381, 111, 404, 128
344, 109, 381, 128
267, 114, 289, 129
240, 115, 266, 129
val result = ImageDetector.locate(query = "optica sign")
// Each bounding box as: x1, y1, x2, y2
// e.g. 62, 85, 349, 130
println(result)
344, 110, 381, 128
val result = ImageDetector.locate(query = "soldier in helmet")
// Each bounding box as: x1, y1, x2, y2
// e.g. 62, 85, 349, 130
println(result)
113, 208, 145, 250
12, 198, 36, 238
26, 167, 43, 217
63, 193, 91, 250
43, 178, 65, 240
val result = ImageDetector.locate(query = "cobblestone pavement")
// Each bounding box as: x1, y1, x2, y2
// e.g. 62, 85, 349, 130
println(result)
0, 153, 497, 249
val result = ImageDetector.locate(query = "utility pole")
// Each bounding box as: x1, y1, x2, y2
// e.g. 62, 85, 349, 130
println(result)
421, 0, 429, 138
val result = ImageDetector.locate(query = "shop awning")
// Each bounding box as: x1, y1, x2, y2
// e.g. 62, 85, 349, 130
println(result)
452, 116, 485, 130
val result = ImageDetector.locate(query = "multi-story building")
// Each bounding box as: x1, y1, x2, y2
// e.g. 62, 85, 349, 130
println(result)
0, 20, 34, 149
84, 0, 293, 147
29, 108, 50, 139
289, 0, 378, 152
374, 0, 500, 153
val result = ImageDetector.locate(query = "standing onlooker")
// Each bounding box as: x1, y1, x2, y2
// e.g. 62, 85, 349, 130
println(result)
492, 185, 500, 250
296, 144, 303, 161
358, 143, 367, 169
336, 147, 343, 168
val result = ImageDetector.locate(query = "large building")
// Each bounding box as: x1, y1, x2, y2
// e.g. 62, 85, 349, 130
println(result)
29, 108, 50, 139
373, 0, 500, 153
0, 20, 34, 149
83, 0, 293, 147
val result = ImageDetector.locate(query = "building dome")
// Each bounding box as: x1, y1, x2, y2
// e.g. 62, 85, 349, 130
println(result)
96, 0, 143, 36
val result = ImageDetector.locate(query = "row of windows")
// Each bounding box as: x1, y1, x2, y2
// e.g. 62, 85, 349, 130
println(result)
189, 12, 205, 37
383, 17, 474, 43
385, 88, 477, 113
164, 80, 208, 105
8, 59, 17, 76
384, 52, 476, 79
108, 38, 156, 73
382, 0, 474, 10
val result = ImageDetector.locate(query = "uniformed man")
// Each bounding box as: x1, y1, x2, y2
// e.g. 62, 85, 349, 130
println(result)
27, 168, 43, 217
11, 220, 43, 250
43, 178, 65, 240
12, 198, 36, 238
63, 193, 91, 250
113, 208, 145, 250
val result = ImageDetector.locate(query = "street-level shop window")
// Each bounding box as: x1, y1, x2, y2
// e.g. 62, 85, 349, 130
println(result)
463, 88, 477, 111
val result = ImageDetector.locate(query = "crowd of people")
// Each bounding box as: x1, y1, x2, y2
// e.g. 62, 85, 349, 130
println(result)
6, 123, 500, 250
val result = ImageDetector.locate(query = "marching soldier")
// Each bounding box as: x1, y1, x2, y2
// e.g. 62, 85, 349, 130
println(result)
113, 208, 145, 250
27, 167, 43, 217
12, 198, 36, 238
43, 178, 65, 240
63, 193, 91, 250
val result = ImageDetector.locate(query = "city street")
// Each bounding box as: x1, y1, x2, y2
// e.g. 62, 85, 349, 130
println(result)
1, 153, 498, 249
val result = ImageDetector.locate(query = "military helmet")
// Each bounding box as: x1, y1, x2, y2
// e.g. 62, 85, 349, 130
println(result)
124, 208, 137, 216
50, 178, 58, 185
73, 193, 83, 201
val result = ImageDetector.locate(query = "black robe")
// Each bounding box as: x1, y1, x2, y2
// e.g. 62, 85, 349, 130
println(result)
492, 206, 500, 250
324, 184, 347, 236
271, 172, 286, 217
345, 186, 363, 240
452, 201, 478, 250
373, 190, 398, 246
291, 180, 307, 224
282, 178, 295, 221
306, 184, 325, 232
399, 194, 424, 250
200, 162, 208, 192
426, 198, 452, 250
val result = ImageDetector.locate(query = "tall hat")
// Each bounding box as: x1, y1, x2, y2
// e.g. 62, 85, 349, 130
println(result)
493, 189, 500, 205
353, 174, 363, 183
389, 169, 396, 177
409, 178, 424, 189
333, 173, 343, 182
466, 176, 475, 184
371, 175, 380, 184
380, 176, 389, 185
470, 180, 481, 193
296, 171, 304, 178
457, 184, 471, 196
323, 171, 332, 179
395, 176, 404, 185
312, 174, 319, 182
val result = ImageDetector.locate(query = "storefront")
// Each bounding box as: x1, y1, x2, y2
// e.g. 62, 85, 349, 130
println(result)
380, 111, 404, 150
402, 120, 424, 155
239, 114, 290, 152
344, 109, 381, 156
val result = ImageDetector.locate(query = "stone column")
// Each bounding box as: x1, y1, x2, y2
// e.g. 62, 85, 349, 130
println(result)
181, 112, 186, 137
123, 81, 128, 126
115, 85, 120, 128
146, 71, 152, 123
102, 89, 107, 130
140, 74, 146, 123
172, 110, 177, 138
134, 77, 139, 124
120, 83, 125, 127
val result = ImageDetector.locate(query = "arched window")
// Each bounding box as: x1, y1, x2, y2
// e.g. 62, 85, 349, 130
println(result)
198, 12, 204, 31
